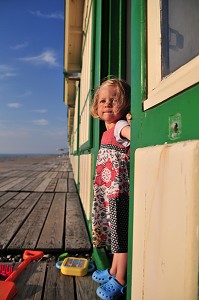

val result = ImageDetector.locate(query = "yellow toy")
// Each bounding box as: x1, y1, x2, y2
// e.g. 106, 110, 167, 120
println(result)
61, 257, 89, 276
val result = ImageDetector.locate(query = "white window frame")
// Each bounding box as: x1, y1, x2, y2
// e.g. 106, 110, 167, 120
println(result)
144, 0, 199, 111
79, 0, 92, 147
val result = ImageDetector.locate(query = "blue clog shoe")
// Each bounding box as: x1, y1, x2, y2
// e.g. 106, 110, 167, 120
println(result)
92, 268, 116, 284
96, 278, 126, 300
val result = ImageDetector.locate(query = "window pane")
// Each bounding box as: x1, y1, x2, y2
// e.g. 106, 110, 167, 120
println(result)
161, 0, 199, 77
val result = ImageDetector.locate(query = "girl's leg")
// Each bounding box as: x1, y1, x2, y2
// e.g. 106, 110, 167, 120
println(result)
110, 252, 127, 286
109, 253, 118, 275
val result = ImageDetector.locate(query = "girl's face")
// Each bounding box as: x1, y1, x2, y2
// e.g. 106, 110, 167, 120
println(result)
97, 85, 123, 129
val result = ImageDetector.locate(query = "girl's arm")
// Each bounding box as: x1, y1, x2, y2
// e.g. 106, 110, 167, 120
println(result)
120, 113, 131, 140
114, 118, 131, 146
121, 125, 130, 140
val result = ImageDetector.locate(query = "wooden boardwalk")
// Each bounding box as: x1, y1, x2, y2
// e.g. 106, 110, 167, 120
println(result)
0, 155, 100, 299
0, 155, 91, 253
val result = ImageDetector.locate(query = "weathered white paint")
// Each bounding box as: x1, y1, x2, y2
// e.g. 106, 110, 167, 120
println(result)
70, 155, 78, 184
79, 154, 92, 219
64, 0, 84, 73
73, 82, 80, 152
68, 107, 75, 145
131, 140, 199, 300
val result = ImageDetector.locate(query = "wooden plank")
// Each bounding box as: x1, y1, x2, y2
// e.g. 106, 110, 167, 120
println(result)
55, 172, 64, 178
13, 192, 30, 200
2, 192, 30, 209
61, 171, 68, 178
4, 171, 24, 177
37, 193, 66, 251
15, 261, 47, 300
68, 178, 77, 192
45, 178, 58, 192
0, 171, 16, 177
9, 178, 35, 191
0, 177, 18, 187
0, 208, 14, 223
43, 262, 75, 300
34, 165, 54, 172
75, 276, 99, 300
55, 178, 67, 192
69, 171, 74, 178
46, 171, 58, 178
22, 178, 44, 191
0, 177, 26, 191
6, 170, 31, 178
28, 171, 39, 177
59, 165, 67, 172
52, 164, 66, 172
65, 193, 92, 252
0, 191, 18, 207
36, 171, 49, 178
34, 178, 52, 192
8, 193, 54, 250
0, 193, 42, 249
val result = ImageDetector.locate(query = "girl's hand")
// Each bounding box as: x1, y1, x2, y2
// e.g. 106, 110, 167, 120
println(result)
126, 113, 132, 124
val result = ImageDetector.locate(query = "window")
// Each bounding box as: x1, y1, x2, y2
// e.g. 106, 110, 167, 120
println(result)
144, 0, 199, 110
161, 0, 199, 77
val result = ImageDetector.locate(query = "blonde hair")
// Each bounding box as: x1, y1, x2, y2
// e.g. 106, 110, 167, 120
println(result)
90, 77, 131, 119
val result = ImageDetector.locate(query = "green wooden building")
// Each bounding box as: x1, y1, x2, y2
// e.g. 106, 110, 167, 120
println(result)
63, 0, 199, 299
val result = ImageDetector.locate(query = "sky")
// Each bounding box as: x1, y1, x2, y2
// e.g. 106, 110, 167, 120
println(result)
0, 0, 67, 154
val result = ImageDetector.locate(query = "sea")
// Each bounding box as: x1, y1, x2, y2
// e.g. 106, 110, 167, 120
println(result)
0, 153, 57, 158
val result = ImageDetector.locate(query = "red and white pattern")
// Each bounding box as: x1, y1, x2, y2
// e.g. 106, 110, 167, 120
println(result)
92, 126, 130, 253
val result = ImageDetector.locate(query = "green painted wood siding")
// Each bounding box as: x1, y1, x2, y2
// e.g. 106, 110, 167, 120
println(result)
128, 0, 199, 298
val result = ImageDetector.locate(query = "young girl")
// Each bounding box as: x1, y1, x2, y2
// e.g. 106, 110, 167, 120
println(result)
90, 78, 131, 299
